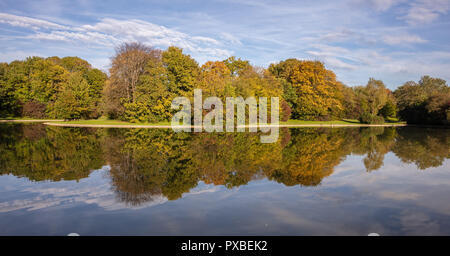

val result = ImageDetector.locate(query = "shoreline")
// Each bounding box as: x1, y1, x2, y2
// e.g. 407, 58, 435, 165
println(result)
0, 119, 64, 123
43, 122, 408, 128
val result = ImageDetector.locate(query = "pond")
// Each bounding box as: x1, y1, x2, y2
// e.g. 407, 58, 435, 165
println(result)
0, 123, 449, 235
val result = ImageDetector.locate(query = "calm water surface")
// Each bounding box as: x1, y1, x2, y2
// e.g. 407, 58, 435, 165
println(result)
0, 123, 449, 235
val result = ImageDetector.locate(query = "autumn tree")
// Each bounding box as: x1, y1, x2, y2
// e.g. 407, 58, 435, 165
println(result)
121, 46, 199, 122
223, 56, 251, 77
269, 59, 344, 120
104, 42, 159, 119
199, 61, 232, 98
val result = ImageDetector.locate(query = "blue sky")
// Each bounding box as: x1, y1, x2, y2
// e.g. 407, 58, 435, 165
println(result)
0, 0, 449, 89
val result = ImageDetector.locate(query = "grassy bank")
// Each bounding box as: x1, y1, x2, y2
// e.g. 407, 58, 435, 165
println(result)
49, 119, 172, 126
41, 118, 406, 127
2, 116, 406, 126
282, 119, 360, 125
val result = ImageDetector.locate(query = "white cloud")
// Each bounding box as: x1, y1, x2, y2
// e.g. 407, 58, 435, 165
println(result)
317, 28, 427, 46
0, 13, 67, 30
0, 50, 45, 62
30, 30, 118, 46
307, 44, 359, 70
402, 0, 450, 25
366, 0, 406, 11
220, 32, 242, 45
324, 57, 358, 70
0, 13, 232, 60
382, 33, 427, 44
0, 168, 228, 213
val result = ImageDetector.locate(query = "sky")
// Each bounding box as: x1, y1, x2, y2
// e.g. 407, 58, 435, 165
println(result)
0, 0, 449, 89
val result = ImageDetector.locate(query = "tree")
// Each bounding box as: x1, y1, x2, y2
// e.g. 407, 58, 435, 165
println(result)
361, 78, 388, 115
354, 78, 389, 124
379, 98, 397, 118
269, 59, 344, 120
199, 61, 232, 98
341, 85, 360, 119
223, 56, 251, 77
162, 46, 199, 96
59, 56, 91, 73
49, 72, 95, 119
108, 42, 158, 104
0, 62, 19, 117
0, 55, 106, 119
108, 45, 201, 123
394, 76, 449, 125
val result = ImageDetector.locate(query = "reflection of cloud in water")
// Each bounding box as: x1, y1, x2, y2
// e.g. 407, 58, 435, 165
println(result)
321, 154, 450, 217
0, 151, 449, 235
398, 210, 441, 235
0, 167, 221, 213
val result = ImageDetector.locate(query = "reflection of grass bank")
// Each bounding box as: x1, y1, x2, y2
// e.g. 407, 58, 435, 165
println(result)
0, 117, 64, 122
42, 118, 406, 128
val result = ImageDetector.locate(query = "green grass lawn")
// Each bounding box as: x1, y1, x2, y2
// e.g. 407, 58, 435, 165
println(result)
280, 119, 363, 125
47, 118, 405, 126
50, 119, 172, 126
281, 118, 405, 125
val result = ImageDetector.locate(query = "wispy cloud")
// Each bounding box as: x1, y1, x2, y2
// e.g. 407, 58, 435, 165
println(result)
382, 33, 427, 44
363, 0, 406, 12
401, 0, 450, 25
0, 12, 67, 30
0, 13, 232, 60
0, 0, 449, 87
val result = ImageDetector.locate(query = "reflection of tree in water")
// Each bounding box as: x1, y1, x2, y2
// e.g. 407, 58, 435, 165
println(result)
268, 128, 352, 186
105, 128, 353, 202
351, 127, 397, 172
0, 124, 104, 181
392, 127, 450, 170
1, 124, 448, 206
187, 132, 284, 188
104, 129, 197, 205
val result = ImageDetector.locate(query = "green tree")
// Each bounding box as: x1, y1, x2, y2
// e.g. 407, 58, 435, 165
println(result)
354, 78, 389, 124
0, 62, 20, 117
49, 72, 95, 119
223, 56, 251, 77
162, 46, 200, 96
394, 76, 449, 125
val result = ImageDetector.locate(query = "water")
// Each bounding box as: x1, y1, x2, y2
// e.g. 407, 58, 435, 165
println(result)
0, 123, 449, 235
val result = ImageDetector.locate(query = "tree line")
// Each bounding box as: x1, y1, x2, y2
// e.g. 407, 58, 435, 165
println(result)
1, 42, 449, 125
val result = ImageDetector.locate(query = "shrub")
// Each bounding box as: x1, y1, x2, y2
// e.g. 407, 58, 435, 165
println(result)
22, 100, 46, 119
379, 100, 397, 118
359, 112, 384, 124
124, 102, 154, 123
